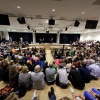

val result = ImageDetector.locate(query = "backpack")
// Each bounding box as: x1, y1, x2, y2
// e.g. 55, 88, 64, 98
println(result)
0, 85, 12, 100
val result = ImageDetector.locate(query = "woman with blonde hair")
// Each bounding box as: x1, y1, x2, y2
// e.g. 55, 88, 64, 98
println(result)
31, 65, 45, 89
19, 66, 32, 90
9, 65, 19, 88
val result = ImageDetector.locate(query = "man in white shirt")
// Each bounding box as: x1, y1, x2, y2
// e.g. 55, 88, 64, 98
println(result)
56, 63, 69, 89
88, 59, 100, 80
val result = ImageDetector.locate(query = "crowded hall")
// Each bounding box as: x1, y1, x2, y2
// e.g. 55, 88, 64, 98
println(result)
0, 0, 100, 100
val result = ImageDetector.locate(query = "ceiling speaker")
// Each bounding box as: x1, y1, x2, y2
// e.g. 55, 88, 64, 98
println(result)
27, 26, 30, 30
85, 20, 98, 29
65, 27, 68, 31
17, 17, 26, 24
0, 14, 10, 25
74, 20, 80, 27
48, 19, 55, 25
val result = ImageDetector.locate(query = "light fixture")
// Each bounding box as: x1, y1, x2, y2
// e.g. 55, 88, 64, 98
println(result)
52, 9, 55, 12
45, 20, 48, 23
12, 30, 16, 31
17, 6, 21, 9
7, 29, 10, 31
27, 26, 30, 30
65, 27, 68, 31
46, 30, 49, 33
24, 30, 27, 32
82, 12, 85, 14
74, 20, 80, 27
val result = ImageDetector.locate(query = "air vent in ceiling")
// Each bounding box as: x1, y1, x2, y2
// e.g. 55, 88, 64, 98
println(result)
92, 0, 100, 5
35, 15, 42, 19
53, 0, 63, 1
55, 24, 59, 26
49, 26, 53, 28
38, 23, 43, 25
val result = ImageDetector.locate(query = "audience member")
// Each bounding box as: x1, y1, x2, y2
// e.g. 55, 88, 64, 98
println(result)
68, 65, 85, 90
31, 65, 45, 89
88, 59, 100, 80
45, 63, 56, 85
78, 61, 91, 83
56, 63, 69, 89
9, 65, 19, 88
19, 66, 32, 90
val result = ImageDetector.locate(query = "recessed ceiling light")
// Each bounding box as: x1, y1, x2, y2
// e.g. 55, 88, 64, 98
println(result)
52, 9, 55, 12
17, 6, 21, 9
12, 30, 16, 31
7, 29, 10, 31
45, 20, 48, 23
82, 12, 85, 14
24, 30, 27, 32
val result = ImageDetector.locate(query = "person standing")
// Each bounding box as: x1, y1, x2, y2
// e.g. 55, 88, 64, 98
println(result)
42, 38, 44, 43
9, 37, 12, 43
51, 37, 53, 44
20, 37, 23, 44
39, 38, 42, 44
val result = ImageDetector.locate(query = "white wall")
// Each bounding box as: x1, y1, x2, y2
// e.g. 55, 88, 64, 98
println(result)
0, 31, 9, 40
3, 31, 9, 40
80, 32, 100, 41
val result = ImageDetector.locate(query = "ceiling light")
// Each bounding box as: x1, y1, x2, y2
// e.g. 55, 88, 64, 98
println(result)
65, 27, 68, 31
24, 30, 27, 32
12, 30, 16, 31
82, 12, 85, 14
17, 6, 21, 9
45, 20, 48, 23
7, 29, 10, 31
52, 9, 55, 12
27, 26, 30, 30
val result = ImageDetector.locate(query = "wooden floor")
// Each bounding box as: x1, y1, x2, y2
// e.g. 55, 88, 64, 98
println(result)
0, 50, 100, 100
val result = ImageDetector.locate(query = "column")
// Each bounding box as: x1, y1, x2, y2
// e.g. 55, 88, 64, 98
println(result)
32, 32, 36, 44
57, 33, 60, 44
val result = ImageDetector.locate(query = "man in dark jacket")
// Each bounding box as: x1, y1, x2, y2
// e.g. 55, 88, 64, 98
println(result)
79, 62, 91, 83
68, 66, 85, 90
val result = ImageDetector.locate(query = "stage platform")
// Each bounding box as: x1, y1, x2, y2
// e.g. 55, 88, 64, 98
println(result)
29, 43, 70, 50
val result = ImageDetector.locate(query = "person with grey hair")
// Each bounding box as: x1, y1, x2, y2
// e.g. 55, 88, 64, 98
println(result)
88, 59, 100, 80
30, 65, 45, 89
56, 63, 69, 89
45, 62, 56, 85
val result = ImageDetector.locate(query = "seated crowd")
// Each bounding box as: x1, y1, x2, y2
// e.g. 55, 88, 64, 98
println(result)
0, 40, 100, 100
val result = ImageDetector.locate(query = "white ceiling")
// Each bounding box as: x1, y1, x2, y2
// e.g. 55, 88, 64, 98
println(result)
0, 0, 100, 33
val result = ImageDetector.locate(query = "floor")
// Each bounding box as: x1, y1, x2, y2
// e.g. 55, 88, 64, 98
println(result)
0, 50, 100, 100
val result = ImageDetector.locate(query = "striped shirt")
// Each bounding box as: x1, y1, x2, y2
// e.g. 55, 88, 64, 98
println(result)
57, 68, 69, 84
88, 64, 100, 78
